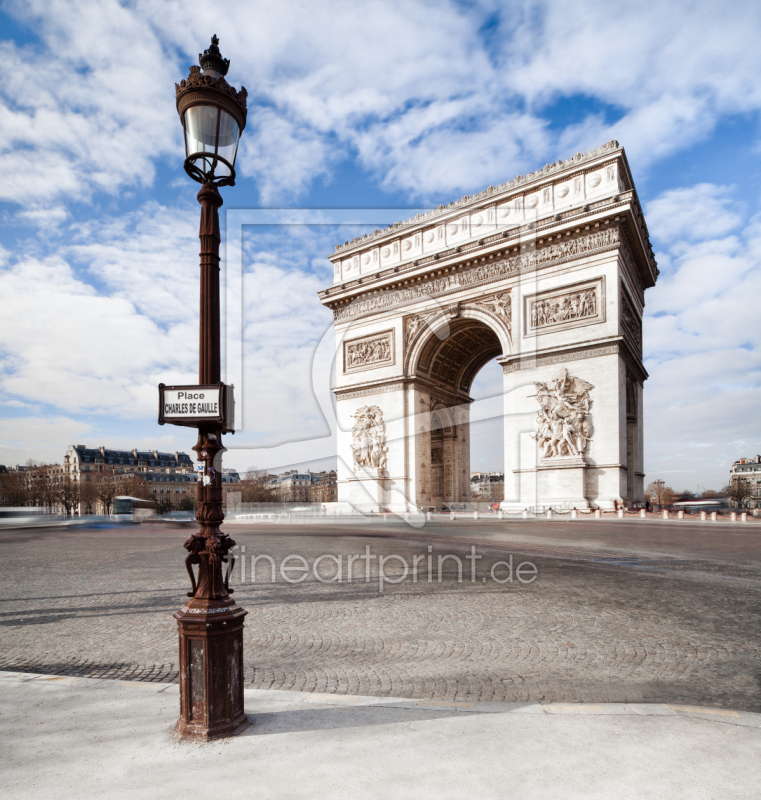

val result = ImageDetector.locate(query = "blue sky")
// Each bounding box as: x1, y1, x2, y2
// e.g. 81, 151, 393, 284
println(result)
1, 0, 760, 491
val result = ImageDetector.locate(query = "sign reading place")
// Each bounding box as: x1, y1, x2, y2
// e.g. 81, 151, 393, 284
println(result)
158, 383, 235, 432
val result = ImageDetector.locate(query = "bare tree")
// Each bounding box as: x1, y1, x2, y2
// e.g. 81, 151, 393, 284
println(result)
95, 473, 119, 514
241, 467, 275, 503
80, 479, 98, 514
56, 477, 80, 516
178, 496, 196, 512
156, 494, 173, 514
24, 463, 57, 510
118, 473, 149, 500
2, 470, 31, 506
727, 475, 755, 508
645, 480, 674, 508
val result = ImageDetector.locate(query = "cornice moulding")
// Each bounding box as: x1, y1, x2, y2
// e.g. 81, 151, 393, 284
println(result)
330, 140, 625, 259
331, 226, 622, 323
320, 192, 656, 305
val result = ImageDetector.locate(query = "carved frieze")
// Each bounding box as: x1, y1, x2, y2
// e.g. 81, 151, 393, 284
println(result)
351, 405, 388, 472
334, 382, 405, 401
502, 344, 619, 374
343, 330, 395, 373
620, 288, 642, 354
533, 368, 594, 459
334, 228, 619, 323
524, 278, 605, 337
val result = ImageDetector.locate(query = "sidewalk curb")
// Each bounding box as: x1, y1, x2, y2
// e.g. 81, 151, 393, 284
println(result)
6, 671, 760, 729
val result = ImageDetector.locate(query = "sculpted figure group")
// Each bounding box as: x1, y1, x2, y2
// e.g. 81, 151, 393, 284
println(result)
351, 405, 389, 472
477, 293, 512, 325
346, 336, 391, 368
530, 289, 596, 329
533, 368, 594, 459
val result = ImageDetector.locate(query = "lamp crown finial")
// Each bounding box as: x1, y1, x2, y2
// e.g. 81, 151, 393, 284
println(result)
199, 34, 230, 77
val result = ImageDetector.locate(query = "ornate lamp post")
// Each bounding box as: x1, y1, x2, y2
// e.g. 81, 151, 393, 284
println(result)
169, 35, 249, 741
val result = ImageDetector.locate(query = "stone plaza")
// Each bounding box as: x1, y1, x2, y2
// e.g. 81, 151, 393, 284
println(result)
2, 516, 759, 711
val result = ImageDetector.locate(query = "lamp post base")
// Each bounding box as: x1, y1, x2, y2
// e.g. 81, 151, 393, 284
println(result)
174, 599, 250, 741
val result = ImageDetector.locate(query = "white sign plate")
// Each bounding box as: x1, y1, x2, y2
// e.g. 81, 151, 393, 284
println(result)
163, 388, 221, 419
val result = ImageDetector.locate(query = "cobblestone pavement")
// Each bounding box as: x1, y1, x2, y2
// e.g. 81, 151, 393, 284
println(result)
1, 518, 760, 709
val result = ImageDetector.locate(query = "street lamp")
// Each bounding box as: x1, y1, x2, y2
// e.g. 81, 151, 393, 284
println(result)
168, 35, 249, 741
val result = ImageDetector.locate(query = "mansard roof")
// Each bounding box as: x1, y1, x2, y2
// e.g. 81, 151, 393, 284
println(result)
69, 445, 193, 466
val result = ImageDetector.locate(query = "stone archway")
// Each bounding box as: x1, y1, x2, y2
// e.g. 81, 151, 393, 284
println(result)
323, 141, 657, 512
406, 313, 509, 508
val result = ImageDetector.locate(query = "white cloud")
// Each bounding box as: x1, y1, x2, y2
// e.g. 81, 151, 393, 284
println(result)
237, 111, 333, 203
66, 202, 199, 322
646, 184, 743, 244
0, 414, 93, 467
0, 0, 180, 206
3, 0, 761, 210
16, 205, 69, 230
0, 251, 195, 416
643, 186, 761, 488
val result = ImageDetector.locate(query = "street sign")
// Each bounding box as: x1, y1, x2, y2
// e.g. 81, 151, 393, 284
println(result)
158, 383, 235, 432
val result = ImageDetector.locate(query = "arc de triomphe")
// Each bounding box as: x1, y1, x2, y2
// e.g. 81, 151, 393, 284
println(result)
318, 140, 658, 513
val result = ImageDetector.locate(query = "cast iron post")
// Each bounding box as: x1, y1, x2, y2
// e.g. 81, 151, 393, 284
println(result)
172, 36, 249, 741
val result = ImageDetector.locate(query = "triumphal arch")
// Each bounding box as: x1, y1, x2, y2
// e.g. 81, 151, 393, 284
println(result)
318, 141, 658, 512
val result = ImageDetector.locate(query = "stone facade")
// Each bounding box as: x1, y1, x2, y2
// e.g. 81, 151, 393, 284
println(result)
729, 456, 761, 509
320, 141, 657, 512
62, 445, 239, 512
267, 469, 338, 503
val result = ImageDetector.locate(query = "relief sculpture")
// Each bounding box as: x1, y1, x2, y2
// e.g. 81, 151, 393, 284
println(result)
344, 331, 394, 372
620, 291, 642, 352
475, 292, 512, 330
530, 288, 596, 330
351, 405, 388, 472
335, 228, 619, 322
404, 313, 433, 350
533, 368, 594, 459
